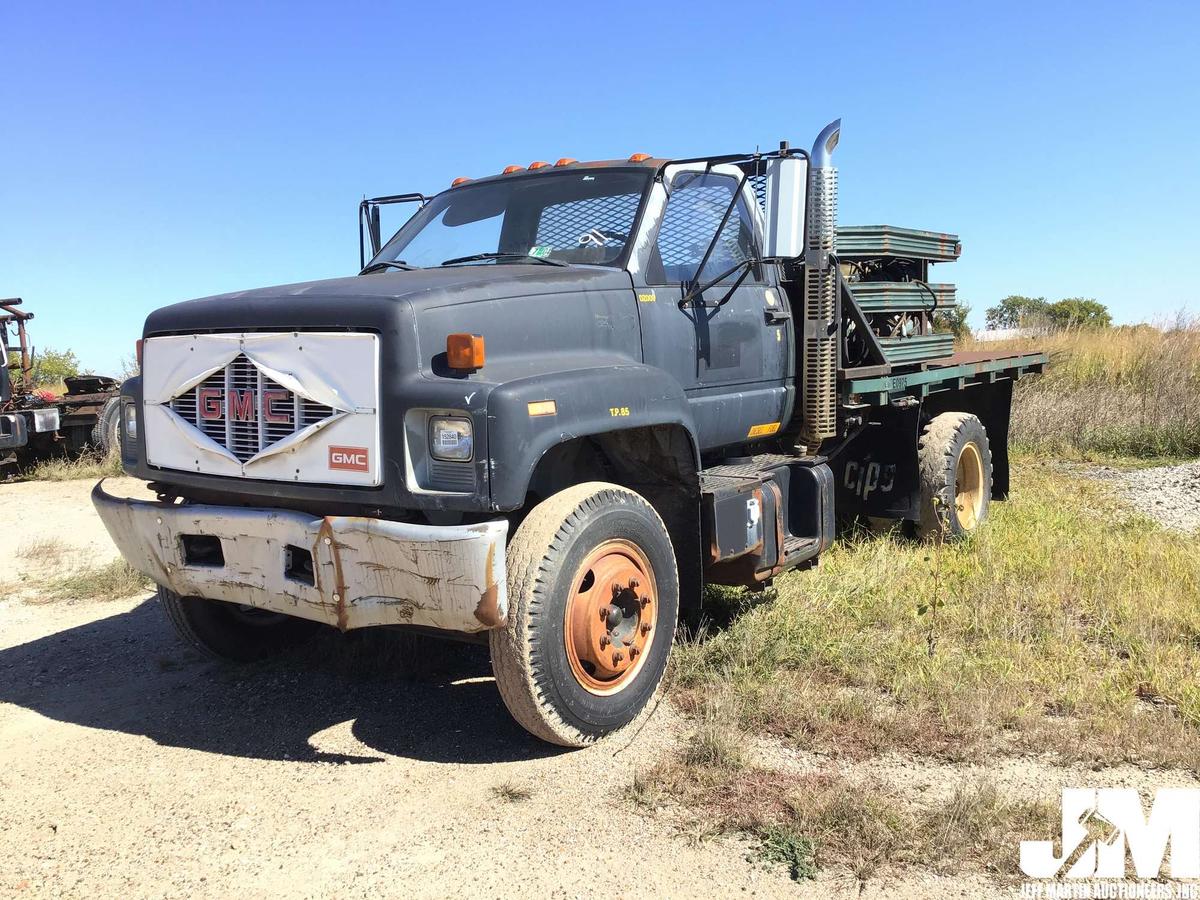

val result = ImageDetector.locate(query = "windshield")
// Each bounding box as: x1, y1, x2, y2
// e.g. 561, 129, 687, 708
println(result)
372, 169, 651, 269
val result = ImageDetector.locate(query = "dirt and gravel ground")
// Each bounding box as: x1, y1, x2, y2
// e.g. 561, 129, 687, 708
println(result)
2, 467, 1198, 898
1088, 460, 1200, 532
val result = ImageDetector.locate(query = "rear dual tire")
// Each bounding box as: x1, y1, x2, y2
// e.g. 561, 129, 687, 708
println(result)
93, 397, 122, 456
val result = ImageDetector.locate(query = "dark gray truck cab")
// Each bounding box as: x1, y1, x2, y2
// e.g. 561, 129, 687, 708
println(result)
96, 122, 1045, 745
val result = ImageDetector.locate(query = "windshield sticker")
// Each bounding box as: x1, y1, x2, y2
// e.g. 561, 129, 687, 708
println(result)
529, 246, 552, 258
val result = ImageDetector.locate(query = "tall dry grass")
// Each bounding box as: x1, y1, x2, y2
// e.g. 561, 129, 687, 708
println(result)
18, 450, 123, 482
964, 317, 1200, 459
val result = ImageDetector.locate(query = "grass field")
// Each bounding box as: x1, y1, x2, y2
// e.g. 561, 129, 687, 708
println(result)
970, 319, 1200, 459
672, 457, 1200, 767
645, 457, 1200, 879
645, 322, 1200, 881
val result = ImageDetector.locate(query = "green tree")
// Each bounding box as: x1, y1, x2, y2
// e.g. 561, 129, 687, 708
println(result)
117, 352, 140, 382
985, 295, 1049, 330
27, 347, 81, 388
934, 302, 972, 340
1045, 297, 1111, 329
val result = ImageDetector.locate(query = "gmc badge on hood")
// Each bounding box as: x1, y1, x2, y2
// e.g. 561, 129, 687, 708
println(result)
329, 446, 370, 472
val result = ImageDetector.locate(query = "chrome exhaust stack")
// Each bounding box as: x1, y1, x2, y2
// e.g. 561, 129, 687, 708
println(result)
800, 119, 842, 446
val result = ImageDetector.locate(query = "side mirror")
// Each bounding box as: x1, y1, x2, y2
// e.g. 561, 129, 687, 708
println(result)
358, 193, 428, 270
762, 156, 808, 259
368, 206, 382, 257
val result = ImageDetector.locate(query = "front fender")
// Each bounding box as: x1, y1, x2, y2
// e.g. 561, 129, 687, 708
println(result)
486, 364, 697, 510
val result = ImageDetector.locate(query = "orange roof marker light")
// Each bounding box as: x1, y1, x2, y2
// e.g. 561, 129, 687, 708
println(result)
528, 161, 550, 169
446, 333, 486, 371
451, 176, 472, 187
555, 158, 577, 167
628, 153, 652, 162
502, 165, 524, 174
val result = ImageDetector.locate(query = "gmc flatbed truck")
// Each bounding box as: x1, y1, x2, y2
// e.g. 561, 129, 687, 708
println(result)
95, 120, 1045, 746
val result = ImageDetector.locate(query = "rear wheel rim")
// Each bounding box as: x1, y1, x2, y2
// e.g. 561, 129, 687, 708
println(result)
564, 539, 657, 696
954, 441, 985, 530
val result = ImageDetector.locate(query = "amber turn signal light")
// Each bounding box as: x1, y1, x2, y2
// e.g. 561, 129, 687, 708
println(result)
447, 333, 485, 370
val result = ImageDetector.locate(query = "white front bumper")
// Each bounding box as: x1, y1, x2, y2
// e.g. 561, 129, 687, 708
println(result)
92, 481, 508, 633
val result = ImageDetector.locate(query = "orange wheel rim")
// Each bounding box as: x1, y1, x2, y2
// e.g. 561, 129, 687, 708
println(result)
954, 441, 985, 530
564, 539, 657, 696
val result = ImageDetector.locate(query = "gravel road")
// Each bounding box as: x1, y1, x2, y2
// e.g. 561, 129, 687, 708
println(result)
1087, 460, 1200, 532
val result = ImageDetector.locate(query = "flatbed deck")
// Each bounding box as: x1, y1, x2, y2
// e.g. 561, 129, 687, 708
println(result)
841, 349, 1047, 405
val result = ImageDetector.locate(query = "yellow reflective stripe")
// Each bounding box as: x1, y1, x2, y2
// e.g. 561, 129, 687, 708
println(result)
747, 421, 781, 438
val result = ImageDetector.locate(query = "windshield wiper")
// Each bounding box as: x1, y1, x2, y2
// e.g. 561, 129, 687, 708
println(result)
360, 259, 418, 274
440, 252, 568, 268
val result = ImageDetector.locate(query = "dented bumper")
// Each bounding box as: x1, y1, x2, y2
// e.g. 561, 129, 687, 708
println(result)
91, 481, 509, 633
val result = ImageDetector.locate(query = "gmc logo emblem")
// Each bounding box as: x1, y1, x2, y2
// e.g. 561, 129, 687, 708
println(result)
329, 446, 370, 472
198, 387, 291, 424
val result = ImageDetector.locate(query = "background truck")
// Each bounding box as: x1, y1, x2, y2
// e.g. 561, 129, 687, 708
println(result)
1, 298, 121, 474
95, 120, 1045, 746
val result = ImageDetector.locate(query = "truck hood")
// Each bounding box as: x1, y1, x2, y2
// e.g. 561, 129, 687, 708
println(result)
144, 265, 633, 335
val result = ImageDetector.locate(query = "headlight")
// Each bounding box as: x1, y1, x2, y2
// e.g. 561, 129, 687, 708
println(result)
123, 403, 138, 441
429, 416, 472, 461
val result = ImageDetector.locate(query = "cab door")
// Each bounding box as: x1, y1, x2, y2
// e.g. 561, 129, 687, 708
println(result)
635, 168, 791, 451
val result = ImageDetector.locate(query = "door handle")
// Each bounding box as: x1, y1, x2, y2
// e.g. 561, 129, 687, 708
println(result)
764, 309, 791, 325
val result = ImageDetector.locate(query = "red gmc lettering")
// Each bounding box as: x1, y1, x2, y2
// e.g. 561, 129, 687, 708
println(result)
228, 389, 255, 422
262, 389, 290, 424
199, 388, 223, 420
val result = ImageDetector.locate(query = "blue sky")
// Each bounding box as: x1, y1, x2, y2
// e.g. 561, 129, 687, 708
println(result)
2, 1, 1198, 374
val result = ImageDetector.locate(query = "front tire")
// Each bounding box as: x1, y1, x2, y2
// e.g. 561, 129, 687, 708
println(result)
490, 482, 679, 747
158, 586, 320, 661
917, 412, 993, 539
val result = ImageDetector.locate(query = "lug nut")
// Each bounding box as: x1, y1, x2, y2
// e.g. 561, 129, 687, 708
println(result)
640, 623, 652, 635
599, 607, 609, 621
612, 651, 624, 665
639, 595, 650, 608
599, 635, 610, 649
629, 578, 640, 590
629, 647, 639, 659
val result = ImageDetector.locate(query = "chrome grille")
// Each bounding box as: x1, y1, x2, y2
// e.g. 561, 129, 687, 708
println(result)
169, 353, 335, 463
